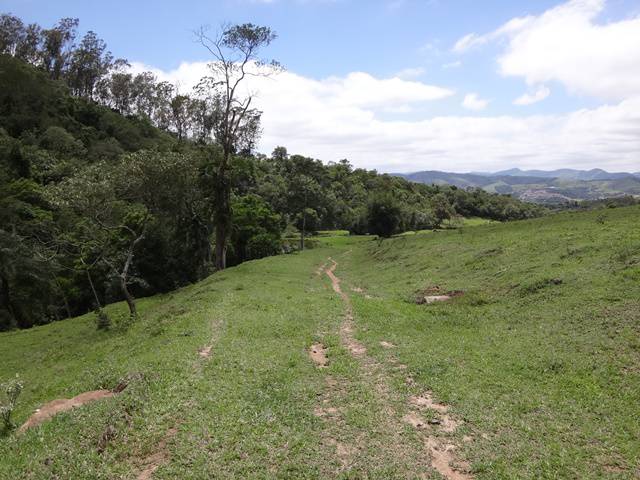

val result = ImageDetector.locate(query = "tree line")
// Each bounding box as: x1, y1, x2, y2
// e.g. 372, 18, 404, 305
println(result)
0, 14, 543, 330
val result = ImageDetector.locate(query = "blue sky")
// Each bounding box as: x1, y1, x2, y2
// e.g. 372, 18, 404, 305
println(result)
4, 0, 640, 172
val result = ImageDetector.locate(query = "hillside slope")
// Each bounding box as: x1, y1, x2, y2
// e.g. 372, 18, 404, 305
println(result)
0, 207, 638, 479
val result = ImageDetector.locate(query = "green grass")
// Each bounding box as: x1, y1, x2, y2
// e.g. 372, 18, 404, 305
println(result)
316, 230, 351, 237
1, 206, 639, 478
339, 206, 640, 478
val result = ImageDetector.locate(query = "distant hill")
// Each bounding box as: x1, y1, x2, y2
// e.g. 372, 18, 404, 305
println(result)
489, 168, 637, 181
395, 168, 640, 204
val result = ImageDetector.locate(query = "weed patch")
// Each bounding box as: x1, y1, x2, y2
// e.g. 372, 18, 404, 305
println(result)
518, 277, 563, 296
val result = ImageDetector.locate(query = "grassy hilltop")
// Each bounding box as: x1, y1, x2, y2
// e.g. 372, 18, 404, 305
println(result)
1, 206, 639, 479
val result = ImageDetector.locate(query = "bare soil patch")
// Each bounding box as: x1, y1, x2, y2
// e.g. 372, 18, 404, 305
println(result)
198, 345, 213, 358
403, 412, 426, 429
410, 392, 449, 414
19, 389, 116, 433
136, 427, 178, 480
406, 388, 472, 478
415, 286, 464, 305
425, 437, 473, 480
309, 343, 329, 367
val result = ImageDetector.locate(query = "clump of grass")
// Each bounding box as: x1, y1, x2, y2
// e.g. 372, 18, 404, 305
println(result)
94, 308, 111, 330
0, 377, 23, 434
612, 244, 640, 267
519, 277, 563, 296
460, 291, 491, 306
465, 246, 504, 265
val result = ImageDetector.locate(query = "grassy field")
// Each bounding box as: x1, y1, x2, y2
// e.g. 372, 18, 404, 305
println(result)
1, 206, 638, 479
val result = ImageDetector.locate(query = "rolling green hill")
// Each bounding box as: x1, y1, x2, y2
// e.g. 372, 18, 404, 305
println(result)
1, 205, 638, 479
397, 170, 640, 204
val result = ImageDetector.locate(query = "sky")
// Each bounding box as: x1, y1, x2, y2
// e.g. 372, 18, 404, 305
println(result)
4, 0, 640, 173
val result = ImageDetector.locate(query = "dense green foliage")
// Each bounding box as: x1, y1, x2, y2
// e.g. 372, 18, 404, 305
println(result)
0, 206, 637, 477
0, 23, 542, 330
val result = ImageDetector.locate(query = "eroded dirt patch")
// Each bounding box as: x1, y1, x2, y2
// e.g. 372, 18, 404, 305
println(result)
380, 341, 396, 349
405, 388, 473, 478
19, 389, 116, 433
315, 260, 328, 277
309, 343, 329, 367
425, 437, 473, 480
410, 392, 449, 414
415, 286, 464, 305
136, 427, 178, 480
403, 412, 426, 429
198, 345, 213, 358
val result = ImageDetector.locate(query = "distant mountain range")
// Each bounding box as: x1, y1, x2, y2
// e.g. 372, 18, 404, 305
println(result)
394, 169, 640, 204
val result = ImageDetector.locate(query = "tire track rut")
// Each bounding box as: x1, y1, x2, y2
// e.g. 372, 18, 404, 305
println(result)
322, 257, 473, 480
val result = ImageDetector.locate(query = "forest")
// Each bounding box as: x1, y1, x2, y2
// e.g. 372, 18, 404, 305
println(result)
0, 14, 543, 330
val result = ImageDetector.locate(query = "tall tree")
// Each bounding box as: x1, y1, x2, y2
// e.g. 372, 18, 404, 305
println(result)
15, 23, 41, 64
168, 94, 193, 142
195, 23, 281, 270
131, 71, 158, 118
0, 14, 24, 56
40, 18, 78, 80
67, 31, 114, 98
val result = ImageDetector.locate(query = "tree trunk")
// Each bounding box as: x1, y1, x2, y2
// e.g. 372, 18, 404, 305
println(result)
120, 273, 137, 318
214, 153, 231, 270
300, 210, 306, 251
119, 237, 143, 319
86, 269, 102, 310
215, 222, 227, 270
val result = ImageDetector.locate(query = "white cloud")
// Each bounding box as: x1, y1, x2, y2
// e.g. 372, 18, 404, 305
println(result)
130, 61, 453, 110
452, 17, 533, 53
452, 33, 484, 53
453, 0, 640, 100
513, 85, 551, 106
395, 67, 426, 79
130, 61, 640, 173
462, 93, 489, 111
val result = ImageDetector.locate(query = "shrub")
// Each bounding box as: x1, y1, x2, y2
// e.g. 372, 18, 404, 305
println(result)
247, 233, 281, 260
0, 377, 24, 433
94, 308, 111, 330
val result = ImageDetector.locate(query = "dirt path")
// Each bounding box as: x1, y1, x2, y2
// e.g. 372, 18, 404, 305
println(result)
324, 259, 367, 357
321, 257, 473, 479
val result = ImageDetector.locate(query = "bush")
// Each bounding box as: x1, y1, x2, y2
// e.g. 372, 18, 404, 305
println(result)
94, 308, 111, 330
0, 377, 23, 433
247, 233, 281, 260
